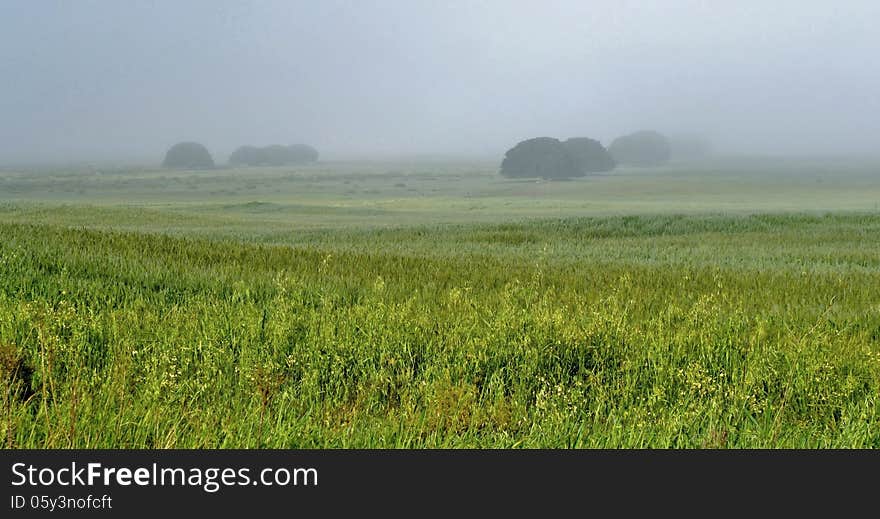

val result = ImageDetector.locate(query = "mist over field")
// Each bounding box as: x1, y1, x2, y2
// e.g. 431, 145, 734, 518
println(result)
4, 2, 880, 451
2, 0, 879, 165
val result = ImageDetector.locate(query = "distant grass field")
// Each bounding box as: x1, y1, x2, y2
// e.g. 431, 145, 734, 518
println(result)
1, 157, 879, 447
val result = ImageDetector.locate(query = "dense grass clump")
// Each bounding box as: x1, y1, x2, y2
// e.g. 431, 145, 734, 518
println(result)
2, 212, 879, 447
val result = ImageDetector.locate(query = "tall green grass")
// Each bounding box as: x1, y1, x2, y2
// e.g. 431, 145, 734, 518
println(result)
2, 213, 879, 447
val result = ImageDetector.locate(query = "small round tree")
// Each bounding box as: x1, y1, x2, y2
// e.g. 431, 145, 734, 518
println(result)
563, 137, 616, 174
500, 137, 580, 180
608, 131, 671, 167
162, 142, 215, 169
229, 145, 261, 165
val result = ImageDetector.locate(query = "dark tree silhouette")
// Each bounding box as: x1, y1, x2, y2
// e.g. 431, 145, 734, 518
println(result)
229, 145, 261, 165
500, 137, 580, 180
162, 142, 215, 169
563, 137, 616, 173
608, 130, 671, 166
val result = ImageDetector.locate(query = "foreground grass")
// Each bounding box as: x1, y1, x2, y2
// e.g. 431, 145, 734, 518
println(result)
2, 212, 879, 447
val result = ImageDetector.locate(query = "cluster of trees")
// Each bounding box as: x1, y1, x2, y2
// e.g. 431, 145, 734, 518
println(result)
500, 137, 614, 180
161, 142, 319, 169
500, 130, 676, 180
161, 133, 700, 174
229, 144, 319, 166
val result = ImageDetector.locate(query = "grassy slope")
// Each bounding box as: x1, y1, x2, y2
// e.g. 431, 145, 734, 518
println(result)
1, 157, 879, 447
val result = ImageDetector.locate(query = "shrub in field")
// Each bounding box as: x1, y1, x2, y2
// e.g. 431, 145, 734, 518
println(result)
229, 144, 319, 166
563, 137, 616, 174
162, 142, 215, 169
608, 130, 671, 167
500, 137, 580, 180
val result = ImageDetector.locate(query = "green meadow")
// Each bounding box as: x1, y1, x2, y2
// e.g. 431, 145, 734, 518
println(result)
2, 157, 880, 447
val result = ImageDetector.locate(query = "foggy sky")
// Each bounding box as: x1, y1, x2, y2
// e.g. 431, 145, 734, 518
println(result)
2, 1, 879, 164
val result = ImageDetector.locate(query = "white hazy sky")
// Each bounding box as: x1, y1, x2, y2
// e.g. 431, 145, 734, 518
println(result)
1, 0, 879, 163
